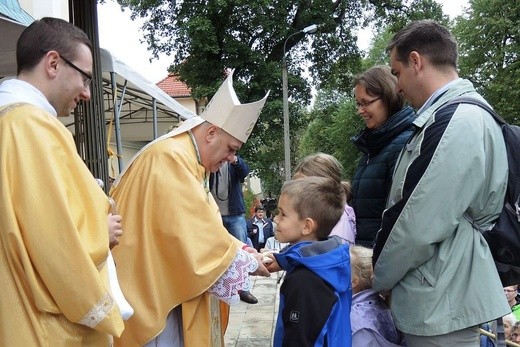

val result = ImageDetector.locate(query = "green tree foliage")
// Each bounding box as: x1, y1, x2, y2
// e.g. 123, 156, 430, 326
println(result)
454, 0, 520, 125
115, 0, 372, 194
359, 0, 446, 70
111, 0, 455, 193
242, 186, 257, 219
369, 0, 448, 31
361, 28, 393, 69
299, 0, 447, 182
298, 89, 364, 179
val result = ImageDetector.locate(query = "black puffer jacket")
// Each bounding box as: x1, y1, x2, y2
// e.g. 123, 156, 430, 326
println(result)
350, 106, 415, 247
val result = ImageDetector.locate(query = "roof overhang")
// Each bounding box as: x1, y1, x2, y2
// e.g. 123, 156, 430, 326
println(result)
0, 11, 195, 147
0, 15, 26, 76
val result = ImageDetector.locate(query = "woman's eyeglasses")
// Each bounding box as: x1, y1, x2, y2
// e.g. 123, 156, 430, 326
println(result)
356, 97, 380, 109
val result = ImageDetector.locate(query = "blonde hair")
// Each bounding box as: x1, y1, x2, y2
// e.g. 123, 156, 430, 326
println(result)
294, 152, 351, 201
350, 245, 373, 292
281, 176, 345, 240
504, 312, 518, 327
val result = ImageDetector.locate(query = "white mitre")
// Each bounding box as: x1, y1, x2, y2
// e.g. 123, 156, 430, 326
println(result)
201, 69, 270, 143
113, 69, 269, 187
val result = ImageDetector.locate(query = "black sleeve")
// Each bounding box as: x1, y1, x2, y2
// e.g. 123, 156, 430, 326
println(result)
280, 267, 337, 346
247, 221, 258, 238
232, 156, 250, 182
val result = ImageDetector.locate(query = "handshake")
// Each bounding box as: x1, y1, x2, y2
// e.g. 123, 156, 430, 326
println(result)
261, 250, 278, 265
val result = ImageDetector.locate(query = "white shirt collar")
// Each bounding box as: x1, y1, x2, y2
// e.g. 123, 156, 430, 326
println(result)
0, 79, 57, 116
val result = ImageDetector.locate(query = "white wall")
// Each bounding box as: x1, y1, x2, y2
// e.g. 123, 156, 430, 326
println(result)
19, 0, 67, 20
246, 175, 263, 197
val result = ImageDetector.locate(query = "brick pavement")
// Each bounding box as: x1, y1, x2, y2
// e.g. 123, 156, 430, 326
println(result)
225, 274, 283, 347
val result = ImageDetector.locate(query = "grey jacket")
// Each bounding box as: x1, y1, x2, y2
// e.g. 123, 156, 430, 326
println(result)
373, 79, 510, 335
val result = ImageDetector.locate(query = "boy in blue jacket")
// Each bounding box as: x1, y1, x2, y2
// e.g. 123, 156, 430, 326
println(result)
271, 176, 352, 346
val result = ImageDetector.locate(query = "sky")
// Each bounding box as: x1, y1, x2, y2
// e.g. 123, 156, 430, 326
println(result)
97, 1, 172, 83
97, 0, 469, 84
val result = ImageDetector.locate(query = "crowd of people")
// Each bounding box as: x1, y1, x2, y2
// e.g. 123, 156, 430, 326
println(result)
0, 14, 514, 347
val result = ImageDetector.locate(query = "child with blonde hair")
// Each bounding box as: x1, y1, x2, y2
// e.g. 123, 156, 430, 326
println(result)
350, 245, 405, 346
293, 152, 356, 244
272, 176, 351, 346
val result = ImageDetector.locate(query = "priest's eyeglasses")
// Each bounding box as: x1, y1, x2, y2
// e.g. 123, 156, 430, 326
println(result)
58, 54, 93, 88
355, 97, 380, 109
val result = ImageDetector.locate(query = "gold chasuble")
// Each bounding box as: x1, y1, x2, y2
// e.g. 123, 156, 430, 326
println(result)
111, 132, 239, 347
0, 104, 124, 346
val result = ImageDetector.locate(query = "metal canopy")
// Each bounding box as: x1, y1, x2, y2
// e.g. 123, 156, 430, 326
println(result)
60, 48, 196, 171
0, 15, 195, 173
60, 48, 195, 139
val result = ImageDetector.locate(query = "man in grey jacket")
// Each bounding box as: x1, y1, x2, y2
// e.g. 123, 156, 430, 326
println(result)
372, 20, 510, 346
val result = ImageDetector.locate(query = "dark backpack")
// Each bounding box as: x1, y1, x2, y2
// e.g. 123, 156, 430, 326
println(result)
444, 96, 520, 287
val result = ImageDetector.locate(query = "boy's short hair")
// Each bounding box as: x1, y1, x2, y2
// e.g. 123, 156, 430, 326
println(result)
281, 176, 345, 240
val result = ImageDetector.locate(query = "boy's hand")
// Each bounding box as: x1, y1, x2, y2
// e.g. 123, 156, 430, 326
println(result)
263, 253, 282, 273
250, 253, 270, 277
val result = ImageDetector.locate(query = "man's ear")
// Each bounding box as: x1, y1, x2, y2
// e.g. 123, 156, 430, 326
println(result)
301, 218, 316, 236
409, 51, 422, 73
43, 51, 60, 79
205, 124, 219, 143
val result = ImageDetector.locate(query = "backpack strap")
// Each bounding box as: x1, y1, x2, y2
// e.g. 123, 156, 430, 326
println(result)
442, 95, 507, 125
446, 96, 506, 232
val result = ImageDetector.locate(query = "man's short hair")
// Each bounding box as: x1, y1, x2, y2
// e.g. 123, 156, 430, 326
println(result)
255, 205, 265, 212
16, 17, 92, 74
281, 176, 345, 240
386, 20, 458, 71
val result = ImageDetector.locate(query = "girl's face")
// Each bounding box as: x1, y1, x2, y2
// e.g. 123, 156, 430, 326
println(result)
273, 194, 306, 244
354, 84, 389, 130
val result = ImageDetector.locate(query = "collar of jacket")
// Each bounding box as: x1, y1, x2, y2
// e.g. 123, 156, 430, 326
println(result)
351, 106, 415, 155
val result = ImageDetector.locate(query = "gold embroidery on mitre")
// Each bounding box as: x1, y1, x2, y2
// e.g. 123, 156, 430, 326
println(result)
79, 292, 114, 328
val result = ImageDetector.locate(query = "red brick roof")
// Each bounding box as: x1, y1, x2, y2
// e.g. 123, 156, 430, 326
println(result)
156, 73, 192, 98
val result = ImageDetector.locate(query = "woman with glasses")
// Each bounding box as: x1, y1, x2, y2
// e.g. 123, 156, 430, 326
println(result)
350, 65, 416, 247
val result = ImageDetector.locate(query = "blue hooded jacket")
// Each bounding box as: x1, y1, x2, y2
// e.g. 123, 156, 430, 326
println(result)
273, 237, 352, 346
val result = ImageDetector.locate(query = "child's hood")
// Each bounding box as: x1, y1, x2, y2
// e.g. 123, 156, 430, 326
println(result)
274, 236, 351, 293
